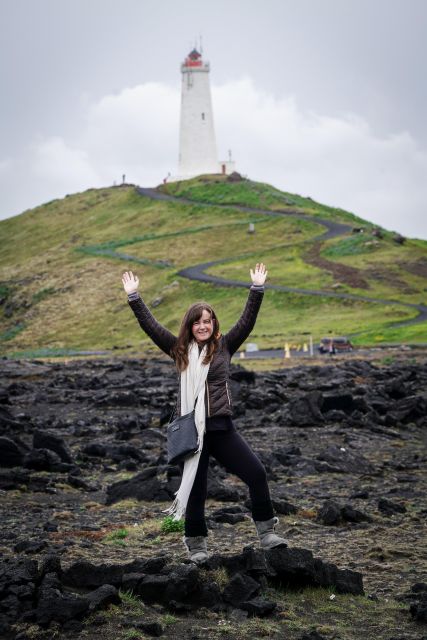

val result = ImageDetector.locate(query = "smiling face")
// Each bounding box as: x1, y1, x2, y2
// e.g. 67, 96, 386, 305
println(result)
191, 309, 214, 344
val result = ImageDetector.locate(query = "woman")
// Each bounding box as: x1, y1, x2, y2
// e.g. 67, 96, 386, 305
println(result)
122, 264, 287, 563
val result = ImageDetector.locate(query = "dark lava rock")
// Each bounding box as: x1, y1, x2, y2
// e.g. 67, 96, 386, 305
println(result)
96, 389, 139, 407
207, 477, 242, 502
0, 546, 364, 625
288, 391, 324, 426
350, 490, 370, 499
39, 554, 62, 577
396, 582, 427, 623
135, 574, 169, 602
35, 579, 89, 626
14, 539, 49, 554
321, 392, 354, 413
166, 563, 221, 610
239, 596, 276, 617
410, 594, 427, 622
0, 436, 24, 467
67, 473, 98, 491
299, 631, 327, 640
341, 504, 373, 523
62, 560, 127, 588
207, 546, 267, 581
317, 499, 373, 525
33, 429, 73, 463
272, 498, 298, 515
106, 467, 174, 504
316, 445, 372, 474
391, 394, 427, 424
135, 564, 221, 611
62, 557, 168, 588
85, 584, 121, 612
230, 368, 256, 384
105, 443, 148, 463
317, 499, 342, 525
23, 448, 63, 472
0, 469, 30, 490
378, 498, 407, 515
265, 546, 364, 595
82, 442, 107, 457
222, 572, 260, 606
211, 507, 247, 524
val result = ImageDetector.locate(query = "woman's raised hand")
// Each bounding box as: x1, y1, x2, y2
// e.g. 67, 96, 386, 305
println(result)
122, 271, 140, 294
250, 263, 268, 286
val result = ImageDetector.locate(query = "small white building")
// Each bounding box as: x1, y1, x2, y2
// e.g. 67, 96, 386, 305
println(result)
176, 48, 235, 180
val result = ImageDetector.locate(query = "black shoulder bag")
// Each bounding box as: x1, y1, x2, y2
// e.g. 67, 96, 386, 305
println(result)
166, 397, 199, 465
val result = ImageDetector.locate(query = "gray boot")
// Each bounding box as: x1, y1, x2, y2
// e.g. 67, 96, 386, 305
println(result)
183, 536, 208, 564
254, 516, 288, 550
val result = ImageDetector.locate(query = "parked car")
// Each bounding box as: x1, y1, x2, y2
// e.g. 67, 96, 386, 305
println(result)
318, 337, 354, 354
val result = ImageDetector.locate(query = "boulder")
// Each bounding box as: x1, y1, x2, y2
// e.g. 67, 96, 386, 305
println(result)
35, 577, 89, 626
378, 498, 407, 516
0, 469, 30, 490
321, 392, 354, 413
106, 467, 174, 504
33, 429, 73, 463
85, 584, 121, 612
265, 546, 364, 595
317, 500, 373, 525
23, 448, 63, 472
288, 392, 324, 426
0, 437, 24, 467
222, 572, 260, 606
316, 445, 372, 474
239, 597, 276, 617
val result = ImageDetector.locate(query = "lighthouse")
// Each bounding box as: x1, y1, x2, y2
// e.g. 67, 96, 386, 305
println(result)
177, 48, 235, 178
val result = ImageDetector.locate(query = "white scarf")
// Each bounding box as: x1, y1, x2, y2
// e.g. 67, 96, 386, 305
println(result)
163, 340, 210, 520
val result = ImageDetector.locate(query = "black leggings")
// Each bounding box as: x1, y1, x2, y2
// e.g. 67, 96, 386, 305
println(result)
183, 426, 274, 537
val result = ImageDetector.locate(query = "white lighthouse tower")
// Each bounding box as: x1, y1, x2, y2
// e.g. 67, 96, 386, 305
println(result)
177, 48, 235, 178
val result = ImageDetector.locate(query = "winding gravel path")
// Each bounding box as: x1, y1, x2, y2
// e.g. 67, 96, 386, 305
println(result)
136, 187, 427, 329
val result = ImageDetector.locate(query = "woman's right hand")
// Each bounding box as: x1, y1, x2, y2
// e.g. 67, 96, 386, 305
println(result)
122, 270, 140, 294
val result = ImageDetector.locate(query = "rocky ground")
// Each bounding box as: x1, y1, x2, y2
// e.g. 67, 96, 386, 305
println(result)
0, 354, 426, 640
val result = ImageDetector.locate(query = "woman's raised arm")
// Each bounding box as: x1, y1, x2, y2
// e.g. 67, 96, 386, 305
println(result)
224, 263, 267, 355
122, 270, 177, 357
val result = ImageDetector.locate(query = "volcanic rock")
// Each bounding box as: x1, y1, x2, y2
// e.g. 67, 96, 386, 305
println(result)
33, 429, 73, 463
0, 437, 24, 467
288, 391, 324, 426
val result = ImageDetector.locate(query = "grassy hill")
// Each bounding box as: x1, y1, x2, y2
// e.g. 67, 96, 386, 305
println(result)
1, 175, 426, 359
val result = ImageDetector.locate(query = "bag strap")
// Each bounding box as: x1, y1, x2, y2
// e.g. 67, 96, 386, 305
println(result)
168, 394, 198, 424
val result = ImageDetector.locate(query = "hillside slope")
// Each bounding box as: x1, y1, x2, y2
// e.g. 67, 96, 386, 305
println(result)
1, 175, 426, 358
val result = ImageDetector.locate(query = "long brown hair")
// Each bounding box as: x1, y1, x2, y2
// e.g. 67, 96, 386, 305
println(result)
171, 301, 221, 371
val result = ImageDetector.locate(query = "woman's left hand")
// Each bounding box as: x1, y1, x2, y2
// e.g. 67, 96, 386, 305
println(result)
250, 263, 268, 286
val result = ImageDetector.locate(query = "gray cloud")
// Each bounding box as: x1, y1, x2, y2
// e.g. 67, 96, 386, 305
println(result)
1, 0, 426, 238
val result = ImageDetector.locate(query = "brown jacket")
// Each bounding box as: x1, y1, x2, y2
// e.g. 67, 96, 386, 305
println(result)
128, 287, 264, 417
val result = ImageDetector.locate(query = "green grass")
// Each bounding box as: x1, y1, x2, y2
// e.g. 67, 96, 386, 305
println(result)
4, 347, 107, 358
31, 287, 57, 304
103, 528, 130, 546
161, 174, 378, 228
0, 177, 426, 355
322, 234, 383, 258
352, 320, 427, 345
0, 284, 11, 300
0, 322, 25, 342
160, 516, 185, 533
264, 585, 413, 640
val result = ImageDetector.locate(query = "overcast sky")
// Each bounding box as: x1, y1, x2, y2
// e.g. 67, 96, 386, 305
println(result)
1, 0, 427, 238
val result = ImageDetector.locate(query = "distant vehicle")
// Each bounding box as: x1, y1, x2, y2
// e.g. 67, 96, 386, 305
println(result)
318, 337, 354, 354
